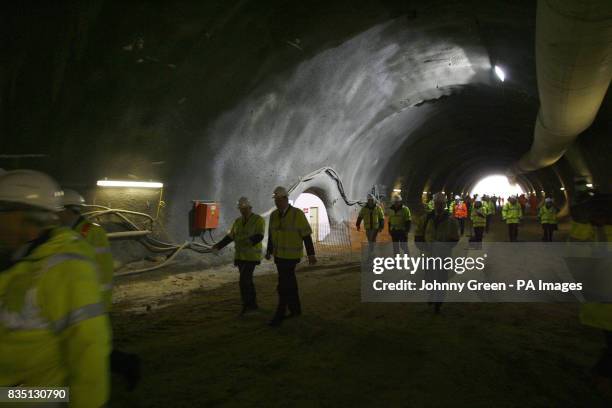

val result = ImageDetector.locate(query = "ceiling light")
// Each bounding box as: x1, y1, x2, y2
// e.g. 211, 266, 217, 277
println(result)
494, 65, 505, 82
97, 180, 163, 188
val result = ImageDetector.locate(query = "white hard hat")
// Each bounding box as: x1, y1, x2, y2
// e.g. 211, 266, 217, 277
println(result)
0, 170, 64, 212
367, 193, 375, 200
62, 189, 85, 207
545, 197, 553, 203
392, 195, 402, 203
455, 195, 460, 200
272, 186, 288, 198
237, 196, 251, 208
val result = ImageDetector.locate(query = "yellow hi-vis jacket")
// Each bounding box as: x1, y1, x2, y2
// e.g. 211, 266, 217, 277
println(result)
471, 207, 487, 228
484, 200, 496, 215
576, 223, 612, 331
269, 206, 312, 260
228, 213, 265, 262
415, 211, 459, 242
0, 227, 111, 408
358, 205, 384, 231
538, 205, 558, 224
74, 218, 114, 312
502, 202, 522, 224
387, 205, 411, 231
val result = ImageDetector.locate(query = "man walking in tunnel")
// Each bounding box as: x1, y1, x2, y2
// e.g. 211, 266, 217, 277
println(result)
450, 195, 468, 235
415, 192, 459, 314
213, 196, 265, 315
57, 189, 141, 390
387, 195, 411, 255
0, 170, 110, 407
538, 197, 558, 242
265, 186, 317, 327
502, 196, 523, 242
482, 195, 494, 233
356, 194, 384, 260
469, 200, 486, 249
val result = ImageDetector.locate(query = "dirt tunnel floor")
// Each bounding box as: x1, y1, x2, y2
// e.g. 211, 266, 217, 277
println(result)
110, 216, 608, 407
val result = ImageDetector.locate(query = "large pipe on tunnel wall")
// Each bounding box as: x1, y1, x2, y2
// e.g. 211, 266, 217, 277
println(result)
514, 0, 612, 174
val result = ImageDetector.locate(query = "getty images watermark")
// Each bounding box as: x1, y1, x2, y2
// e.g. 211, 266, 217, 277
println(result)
361, 242, 612, 302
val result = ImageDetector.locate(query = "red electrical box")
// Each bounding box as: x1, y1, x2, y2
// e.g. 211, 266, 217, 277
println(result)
191, 201, 219, 231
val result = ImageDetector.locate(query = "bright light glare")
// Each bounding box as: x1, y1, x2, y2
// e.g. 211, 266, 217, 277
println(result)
393, 189, 402, 192
471, 175, 524, 197
586, 183, 593, 188
97, 180, 163, 188
494, 65, 505, 82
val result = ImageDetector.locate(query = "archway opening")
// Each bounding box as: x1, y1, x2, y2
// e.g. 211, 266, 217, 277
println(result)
470, 174, 525, 198
292, 192, 330, 242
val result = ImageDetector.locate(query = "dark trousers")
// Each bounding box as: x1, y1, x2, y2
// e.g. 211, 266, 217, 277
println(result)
366, 229, 379, 258
542, 224, 555, 242
425, 268, 449, 313
110, 349, 140, 388
390, 230, 408, 255
471, 226, 484, 242
457, 218, 466, 235
594, 331, 612, 378
485, 215, 491, 233
469, 226, 484, 249
274, 260, 301, 318
508, 223, 519, 242
238, 262, 257, 308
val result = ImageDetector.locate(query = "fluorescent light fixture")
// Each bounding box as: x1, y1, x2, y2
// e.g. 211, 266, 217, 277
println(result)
97, 180, 163, 188
586, 183, 593, 188
393, 188, 402, 192
494, 65, 505, 82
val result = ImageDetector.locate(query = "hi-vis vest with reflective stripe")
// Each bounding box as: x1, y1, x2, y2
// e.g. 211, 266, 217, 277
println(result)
502, 202, 522, 223
359, 205, 384, 230
538, 205, 558, 224
269, 206, 312, 260
74, 218, 114, 312
228, 213, 265, 262
388, 205, 411, 231
0, 227, 110, 408
471, 208, 486, 228
451, 202, 467, 218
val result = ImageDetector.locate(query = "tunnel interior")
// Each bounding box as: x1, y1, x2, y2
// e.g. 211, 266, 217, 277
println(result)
2, 0, 610, 239
3, 1, 612, 407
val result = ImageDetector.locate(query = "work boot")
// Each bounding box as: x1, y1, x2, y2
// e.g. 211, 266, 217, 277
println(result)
240, 304, 259, 316
268, 317, 283, 327
125, 354, 141, 392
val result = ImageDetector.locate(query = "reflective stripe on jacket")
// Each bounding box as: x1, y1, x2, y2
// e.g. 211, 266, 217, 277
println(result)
388, 205, 411, 231
0, 227, 111, 408
538, 205, 558, 224
470, 208, 486, 228
228, 213, 265, 262
358, 205, 384, 230
502, 203, 522, 224
269, 206, 312, 260
452, 202, 467, 219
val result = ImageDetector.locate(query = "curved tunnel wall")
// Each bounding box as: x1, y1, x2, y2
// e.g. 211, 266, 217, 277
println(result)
1, 0, 609, 241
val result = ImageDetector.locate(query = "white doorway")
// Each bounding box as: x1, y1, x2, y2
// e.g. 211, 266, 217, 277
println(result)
293, 192, 330, 242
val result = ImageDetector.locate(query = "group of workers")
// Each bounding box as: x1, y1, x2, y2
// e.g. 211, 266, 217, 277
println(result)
357, 191, 560, 248
0, 169, 318, 406
0, 170, 139, 408
2, 166, 610, 402
213, 186, 317, 327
